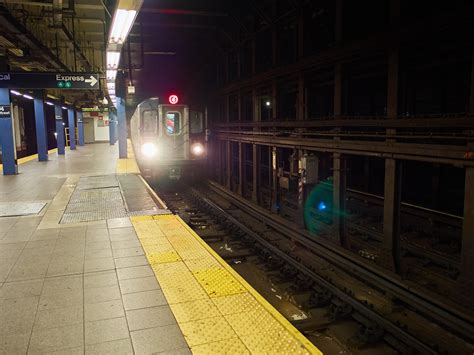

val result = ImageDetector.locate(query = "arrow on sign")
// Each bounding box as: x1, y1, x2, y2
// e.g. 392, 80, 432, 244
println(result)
85, 76, 98, 87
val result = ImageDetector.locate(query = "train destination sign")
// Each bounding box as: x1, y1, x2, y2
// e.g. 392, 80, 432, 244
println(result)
0, 72, 100, 90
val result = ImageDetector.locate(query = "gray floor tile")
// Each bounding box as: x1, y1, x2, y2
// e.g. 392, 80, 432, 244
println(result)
85, 338, 133, 355
85, 248, 113, 259
107, 218, 132, 229
28, 323, 84, 353
84, 257, 115, 273
42, 275, 83, 295
0, 279, 43, 299
117, 266, 154, 281
114, 255, 148, 269
126, 305, 177, 331
85, 284, 121, 304
0, 332, 30, 354
130, 325, 188, 355
122, 290, 167, 311
85, 317, 130, 345
34, 305, 83, 330
43, 346, 84, 354
0, 296, 39, 336
113, 246, 145, 258
111, 240, 141, 250
119, 276, 160, 294
84, 271, 118, 289
85, 299, 125, 322
86, 241, 112, 251
39, 289, 83, 311
154, 348, 192, 355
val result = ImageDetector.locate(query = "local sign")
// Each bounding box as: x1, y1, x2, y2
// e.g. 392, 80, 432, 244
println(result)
0, 105, 11, 119
0, 72, 100, 90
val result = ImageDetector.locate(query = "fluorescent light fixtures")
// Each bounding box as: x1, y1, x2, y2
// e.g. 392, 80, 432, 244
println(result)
22, 94, 34, 100
107, 51, 121, 69
10, 90, 21, 96
107, 70, 117, 81
62, 106, 67, 110
46, 101, 54, 106
109, 9, 137, 45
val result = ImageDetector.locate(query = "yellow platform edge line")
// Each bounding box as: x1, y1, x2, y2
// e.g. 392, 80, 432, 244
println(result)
0, 148, 59, 171
116, 139, 140, 174
174, 215, 322, 355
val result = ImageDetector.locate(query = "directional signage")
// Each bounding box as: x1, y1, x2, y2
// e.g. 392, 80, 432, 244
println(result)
0, 105, 11, 119
0, 72, 100, 90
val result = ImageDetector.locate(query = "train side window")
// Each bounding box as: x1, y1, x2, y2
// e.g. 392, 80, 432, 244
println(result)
190, 111, 203, 134
165, 112, 181, 135
142, 110, 157, 133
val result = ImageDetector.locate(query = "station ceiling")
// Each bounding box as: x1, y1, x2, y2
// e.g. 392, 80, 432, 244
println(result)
0, 0, 304, 107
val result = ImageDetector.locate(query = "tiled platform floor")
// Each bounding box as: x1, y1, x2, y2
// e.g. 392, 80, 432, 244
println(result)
0, 144, 189, 354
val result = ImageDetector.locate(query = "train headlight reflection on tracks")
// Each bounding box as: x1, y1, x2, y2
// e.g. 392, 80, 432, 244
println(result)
141, 142, 158, 158
191, 143, 204, 156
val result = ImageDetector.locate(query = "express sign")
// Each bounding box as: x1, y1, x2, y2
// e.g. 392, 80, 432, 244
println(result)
0, 72, 100, 90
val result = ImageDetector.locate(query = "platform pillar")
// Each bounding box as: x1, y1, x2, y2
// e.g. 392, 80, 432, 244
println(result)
109, 112, 116, 145
67, 108, 76, 150
0, 88, 17, 175
382, 158, 402, 273
77, 111, 84, 146
238, 142, 243, 195
226, 141, 231, 190
33, 90, 48, 161
54, 105, 65, 155
117, 97, 128, 158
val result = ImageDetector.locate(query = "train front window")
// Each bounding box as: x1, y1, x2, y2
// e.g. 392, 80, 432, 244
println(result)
142, 110, 157, 133
165, 112, 181, 135
190, 111, 203, 134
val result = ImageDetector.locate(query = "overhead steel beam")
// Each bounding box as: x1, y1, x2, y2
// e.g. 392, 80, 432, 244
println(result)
141, 8, 227, 17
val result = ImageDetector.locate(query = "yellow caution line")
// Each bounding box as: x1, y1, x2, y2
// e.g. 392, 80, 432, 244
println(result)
131, 214, 322, 354
116, 139, 140, 174
174, 215, 322, 354
0, 148, 58, 171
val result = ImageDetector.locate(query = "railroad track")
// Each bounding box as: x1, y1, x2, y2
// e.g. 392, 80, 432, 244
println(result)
151, 180, 473, 354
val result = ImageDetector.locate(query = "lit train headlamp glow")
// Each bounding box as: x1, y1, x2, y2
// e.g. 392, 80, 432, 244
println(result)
141, 142, 158, 158
191, 143, 204, 156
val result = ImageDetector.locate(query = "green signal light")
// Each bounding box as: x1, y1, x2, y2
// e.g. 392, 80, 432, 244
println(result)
65, 82, 72, 88
57, 81, 65, 88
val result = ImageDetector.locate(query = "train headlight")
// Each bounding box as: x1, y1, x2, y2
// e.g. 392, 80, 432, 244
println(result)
191, 142, 204, 156
141, 142, 158, 158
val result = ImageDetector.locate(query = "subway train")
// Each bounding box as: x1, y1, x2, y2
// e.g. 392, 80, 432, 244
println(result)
130, 95, 207, 180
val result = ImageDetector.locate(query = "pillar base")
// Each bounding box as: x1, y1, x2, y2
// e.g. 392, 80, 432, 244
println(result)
376, 248, 397, 272
456, 277, 474, 312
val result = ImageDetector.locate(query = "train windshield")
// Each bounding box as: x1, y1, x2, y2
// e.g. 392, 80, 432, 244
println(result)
190, 111, 203, 134
165, 112, 181, 135
142, 110, 157, 133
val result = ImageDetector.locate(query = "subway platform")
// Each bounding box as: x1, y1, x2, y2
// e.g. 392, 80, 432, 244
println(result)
0, 143, 320, 354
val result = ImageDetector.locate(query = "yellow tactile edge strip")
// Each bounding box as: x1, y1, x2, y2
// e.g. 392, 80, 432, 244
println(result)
0, 148, 58, 171
116, 139, 140, 174
174, 215, 321, 354
131, 214, 322, 354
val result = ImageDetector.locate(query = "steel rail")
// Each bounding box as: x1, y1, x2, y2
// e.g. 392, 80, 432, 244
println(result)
192, 187, 437, 354
207, 180, 474, 341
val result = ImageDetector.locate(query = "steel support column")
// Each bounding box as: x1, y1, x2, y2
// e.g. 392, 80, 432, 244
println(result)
271, 147, 279, 213
387, 47, 399, 118
252, 144, 260, 203
458, 166, 474, 310
470, 52, 474, 113
271, 81, 278, 119
33, 90, 48, 161
226, 141, 231, 189
382, 159, 402, 273
77, 111, 84, 146
334, 63, 342, 116
238, 142, 243, 195
117, 97, 128, 159
54, 105, 65, 155
0, 88, 17, 175
335, 0, 343, 43
297, 74, 305, 121
332, 153, 347, 246
67, 108, 76, 150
